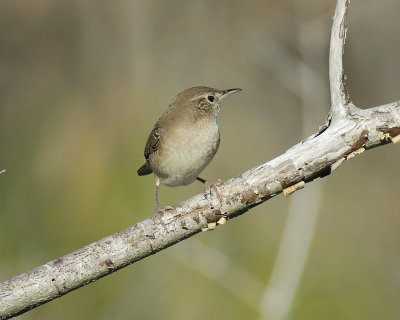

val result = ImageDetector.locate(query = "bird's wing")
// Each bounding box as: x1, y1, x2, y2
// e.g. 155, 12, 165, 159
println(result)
144, 123, 161, 160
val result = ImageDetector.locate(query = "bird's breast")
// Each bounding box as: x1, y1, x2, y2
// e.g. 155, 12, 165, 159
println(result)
150, 120, 220, 187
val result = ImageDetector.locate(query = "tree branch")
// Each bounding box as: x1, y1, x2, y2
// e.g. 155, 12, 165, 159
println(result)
329, 0, 351, 119
1, 0, 399, 319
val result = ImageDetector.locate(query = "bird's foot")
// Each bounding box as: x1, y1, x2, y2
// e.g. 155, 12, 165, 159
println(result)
204, 181, 222, 203
196, 177, 224, 210
152, 205, 165, 228
152, 210, 166, 229
152, 206, 174, 229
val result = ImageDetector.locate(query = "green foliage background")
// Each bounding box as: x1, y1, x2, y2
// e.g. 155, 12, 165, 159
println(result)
1, 0, 399, 319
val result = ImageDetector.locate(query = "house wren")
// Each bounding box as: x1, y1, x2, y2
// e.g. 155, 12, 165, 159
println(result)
137, 86, 241, 217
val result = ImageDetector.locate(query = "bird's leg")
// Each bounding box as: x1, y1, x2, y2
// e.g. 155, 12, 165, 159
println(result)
153, 176, 166, 227
196, 176, 207, 184
154, 176, 160, 214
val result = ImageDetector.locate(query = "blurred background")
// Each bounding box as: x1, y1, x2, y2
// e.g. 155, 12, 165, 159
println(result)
1, 0, 400, 319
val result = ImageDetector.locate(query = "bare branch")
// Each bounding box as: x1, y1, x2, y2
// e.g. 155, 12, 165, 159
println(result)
329, 0, 351, 119
1, 1, 399, 319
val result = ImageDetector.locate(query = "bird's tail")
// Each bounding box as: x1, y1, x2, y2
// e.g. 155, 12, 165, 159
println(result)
137, 162, 153, 176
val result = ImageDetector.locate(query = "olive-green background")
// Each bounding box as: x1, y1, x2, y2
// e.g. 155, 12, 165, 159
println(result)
1, 0, 399, 319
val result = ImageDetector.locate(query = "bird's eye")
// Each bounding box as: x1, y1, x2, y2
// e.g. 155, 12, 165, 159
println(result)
207, 95, 215, 102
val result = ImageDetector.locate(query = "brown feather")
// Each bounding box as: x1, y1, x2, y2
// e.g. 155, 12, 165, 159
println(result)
137, 122, 161, 176
144, 123, 161, 160
137, 162, 153, 176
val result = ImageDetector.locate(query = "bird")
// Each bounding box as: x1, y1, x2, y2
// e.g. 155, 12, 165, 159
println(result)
137, 86, 242, 219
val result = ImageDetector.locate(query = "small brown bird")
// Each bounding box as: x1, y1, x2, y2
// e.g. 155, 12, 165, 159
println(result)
138, 86, 241, 217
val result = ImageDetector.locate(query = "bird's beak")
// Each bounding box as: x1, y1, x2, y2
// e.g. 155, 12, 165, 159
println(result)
220, 88, 242, 98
